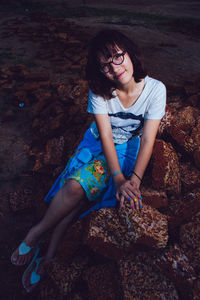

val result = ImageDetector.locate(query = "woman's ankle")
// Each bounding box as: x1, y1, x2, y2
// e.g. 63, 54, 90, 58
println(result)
24, 225, 42, 246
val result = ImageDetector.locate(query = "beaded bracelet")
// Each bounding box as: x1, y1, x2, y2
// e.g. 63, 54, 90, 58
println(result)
112, 170, 122, 177
132, 170, 142, 181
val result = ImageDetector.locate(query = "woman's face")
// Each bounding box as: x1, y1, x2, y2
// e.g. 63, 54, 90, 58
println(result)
99, 47, 134, 86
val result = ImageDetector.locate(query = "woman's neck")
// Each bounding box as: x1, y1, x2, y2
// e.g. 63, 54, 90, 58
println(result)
116, 77, 143, 96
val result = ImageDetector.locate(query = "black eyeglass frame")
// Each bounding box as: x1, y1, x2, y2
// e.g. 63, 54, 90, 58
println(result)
100, 51, 126, 74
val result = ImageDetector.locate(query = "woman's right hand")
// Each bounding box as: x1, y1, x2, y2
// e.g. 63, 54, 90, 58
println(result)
115, 175, 142, 210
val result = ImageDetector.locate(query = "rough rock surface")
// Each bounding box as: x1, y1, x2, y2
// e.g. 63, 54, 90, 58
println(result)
179, 211, 200, 273
118, 202, 168, 249
44, 255, 89, 295
140, 186, 168, 208
83, 263, 121, 300
118, 252, 179, 300
154, 244, 198, 300
83, 208, 129, 260
152, 139, 181, 195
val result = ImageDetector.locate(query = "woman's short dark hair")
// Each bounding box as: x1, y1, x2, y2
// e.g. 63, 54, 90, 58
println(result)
85, 29, 147, 99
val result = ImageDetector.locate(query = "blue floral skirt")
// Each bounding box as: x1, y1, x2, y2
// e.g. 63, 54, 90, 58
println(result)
44, 127, 140, 217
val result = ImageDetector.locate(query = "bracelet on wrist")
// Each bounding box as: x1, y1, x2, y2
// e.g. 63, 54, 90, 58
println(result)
132, 170, 142, 181
112, 170, 122, 177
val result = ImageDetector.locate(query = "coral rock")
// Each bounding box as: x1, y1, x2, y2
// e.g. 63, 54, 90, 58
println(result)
39, 277, 65, 300
168, 189, 200, 229
44, 136, 65, 165
141, 186, 168, 208
152, 139, 181, 195
83, 263, 121, 300
45, 255, 88, 295
118, 252, 179, 300
84, 209, 130, 260
118, 202, 168, 249
57, 219, 85, 263
180, 211, 200, 273
172, 106, 196, 131
180, 161, 200, 190
9, 189, 34, 212
154, 244, 197, 300
194, 148, 200, 168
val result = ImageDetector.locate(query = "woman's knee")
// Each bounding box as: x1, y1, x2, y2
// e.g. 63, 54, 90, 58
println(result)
64, 179, 85, 199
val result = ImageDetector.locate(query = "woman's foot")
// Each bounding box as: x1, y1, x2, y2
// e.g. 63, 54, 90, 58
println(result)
22, 256, 46, 293
11, 227, 40, 266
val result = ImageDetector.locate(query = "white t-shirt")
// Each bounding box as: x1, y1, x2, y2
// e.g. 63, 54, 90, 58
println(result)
87, 76, 166, 144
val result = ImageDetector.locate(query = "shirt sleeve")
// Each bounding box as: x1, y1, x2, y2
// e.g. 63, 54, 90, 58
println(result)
87, 89, 108, 114
145, 81, 166, 120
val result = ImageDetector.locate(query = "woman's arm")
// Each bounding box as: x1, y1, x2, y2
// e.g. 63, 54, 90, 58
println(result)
131, 119, 161, 181
127, 119, 161, 208
94, 114, 125, 185
95, 114, 161, 210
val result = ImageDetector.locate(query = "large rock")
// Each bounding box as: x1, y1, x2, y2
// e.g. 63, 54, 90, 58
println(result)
118, 202, 168, 249
141, 186, 168, 208
84, 208, 129, 260
83, 263, 121, 300
45, 255, 88, 296
57, 219, 85, 263
172, 106, 196, 131
180, 161, 200, 191
179, 211, 200, 273
84, 204, 168, 260
154, 244, 198, 300
39, 278, 65, 300
118, 252, 179, 300
9, 188, 34, 212
168, 189, 200, 229
152, 139, 181, 195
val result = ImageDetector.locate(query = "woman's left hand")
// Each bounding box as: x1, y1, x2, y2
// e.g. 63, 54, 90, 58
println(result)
116, 177, 142, 210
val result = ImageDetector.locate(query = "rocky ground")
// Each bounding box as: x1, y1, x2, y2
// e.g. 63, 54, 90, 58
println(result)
0, 1, 200, 299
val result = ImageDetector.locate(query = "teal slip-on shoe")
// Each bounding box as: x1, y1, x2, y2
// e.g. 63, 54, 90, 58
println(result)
11, 241, 40, 266
22, 252, 45, 293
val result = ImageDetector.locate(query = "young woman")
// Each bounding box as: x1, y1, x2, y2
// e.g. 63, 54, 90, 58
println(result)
11, 29, 166, 292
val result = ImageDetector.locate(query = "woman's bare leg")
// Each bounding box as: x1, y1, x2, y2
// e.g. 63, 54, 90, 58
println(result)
12, 179, 86, 265
45, 200, 85, 260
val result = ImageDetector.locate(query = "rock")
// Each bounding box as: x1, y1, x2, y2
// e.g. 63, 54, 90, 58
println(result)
9, 64, 27, 73
152, 139, 181, 195
157, 104, 176, 137
154, 244, 197, 300
141, 186, 168, 208
45, 255, 88, 296
191, 119, 200, 150
168, 189, 200, 229
168, 125, 195, 153
180, 161, 200, 190
57, 219, 85, 263
194, 148, 200, 168
180, 211, 200, 273
39, 278, 65, 300
83, 263, 121, 300
118, 202, 168, 249
187, 93, 200, 107
84, 209, 130, 260
118, 252, 179, 300
44, 136, 65, 166
16, 82, 43, 91
23, 72, 50, 82
9, 188, 34, 212
84, 204, 168, 260
184, 83, 200, 96
172, 106, 196, 131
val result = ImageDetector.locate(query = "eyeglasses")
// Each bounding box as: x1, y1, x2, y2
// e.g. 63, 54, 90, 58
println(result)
100, 51, 126, 74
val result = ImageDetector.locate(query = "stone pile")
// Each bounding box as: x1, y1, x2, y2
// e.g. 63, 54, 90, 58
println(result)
1, 13, 200, 299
